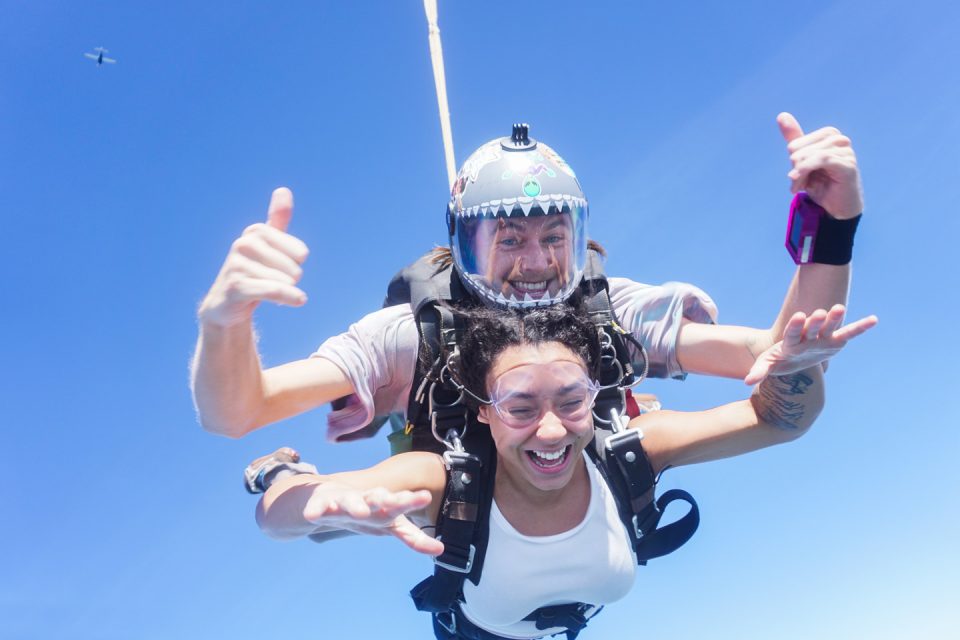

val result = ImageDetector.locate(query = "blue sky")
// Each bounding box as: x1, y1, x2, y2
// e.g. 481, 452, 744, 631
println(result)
2, 1, 958, 638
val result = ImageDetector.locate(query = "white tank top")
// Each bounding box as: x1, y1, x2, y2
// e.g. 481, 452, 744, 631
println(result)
460, 455, 636, 639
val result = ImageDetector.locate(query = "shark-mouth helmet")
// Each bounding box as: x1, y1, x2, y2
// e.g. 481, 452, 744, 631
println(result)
448, 124, 589, 309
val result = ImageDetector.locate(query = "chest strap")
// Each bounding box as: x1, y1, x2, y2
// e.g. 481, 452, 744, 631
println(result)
428, 602, 600, 640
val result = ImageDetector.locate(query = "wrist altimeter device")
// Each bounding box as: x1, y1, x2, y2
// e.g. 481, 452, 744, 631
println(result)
785, 192, 861, 265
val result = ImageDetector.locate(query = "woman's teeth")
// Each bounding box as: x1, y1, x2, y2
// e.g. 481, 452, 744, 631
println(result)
528, 446, 569, 468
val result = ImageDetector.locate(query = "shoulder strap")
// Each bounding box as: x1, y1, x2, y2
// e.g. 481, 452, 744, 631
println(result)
578, 247, 647, 398
384, 251, 468, 314
404, 264, 497, 617
587, 428, 699, 565
410, 427, 496, 615
578, 250, 699, 564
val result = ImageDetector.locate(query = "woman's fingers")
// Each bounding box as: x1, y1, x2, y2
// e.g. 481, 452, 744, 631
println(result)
390, 515, 445, 556
781, 312, 807, 347
305, 486, 434, 536
747, 306, 876, 385
303, 491, 333, 523
816, 304, 847, 339
801, 308, 829, 341
365, 489, 433, 521
744, 355, 775, 386
832, 315, 879, 342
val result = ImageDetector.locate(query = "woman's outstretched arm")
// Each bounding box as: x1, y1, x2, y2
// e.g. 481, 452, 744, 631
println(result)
638, 306, 876, 474
254, 452, 447, 556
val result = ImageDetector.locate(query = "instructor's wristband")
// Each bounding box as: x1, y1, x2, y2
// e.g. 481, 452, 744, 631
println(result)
785, 192, 861, 265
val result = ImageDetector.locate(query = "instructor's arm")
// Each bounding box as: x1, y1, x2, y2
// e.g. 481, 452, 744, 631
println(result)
676, 113, 863, 382
190, 188, 353, 438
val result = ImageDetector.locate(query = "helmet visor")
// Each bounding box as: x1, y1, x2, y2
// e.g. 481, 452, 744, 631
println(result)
452, 203, 587, 308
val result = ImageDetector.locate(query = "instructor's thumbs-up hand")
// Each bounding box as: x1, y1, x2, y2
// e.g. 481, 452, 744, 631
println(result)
198, 188, 311, 328
777, 112, 863, 220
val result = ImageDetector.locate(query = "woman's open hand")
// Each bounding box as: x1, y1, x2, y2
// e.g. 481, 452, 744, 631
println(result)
745, 304, 878, 385
303, 482, 443, 556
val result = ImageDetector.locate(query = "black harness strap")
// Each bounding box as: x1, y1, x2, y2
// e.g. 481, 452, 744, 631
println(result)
525, 603, 601, 640
589, 427, 700, 566
426, 602, 600, 640
579, 250, 640, 432
256, 250, 697, 638
411, 444, 483, 611
411, 428, 496, 617
577, 250, 700, 566
398, 249, 698, 639
410, 288, 498, 621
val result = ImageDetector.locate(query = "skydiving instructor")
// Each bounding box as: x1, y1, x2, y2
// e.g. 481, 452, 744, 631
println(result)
191, 112, 864, 442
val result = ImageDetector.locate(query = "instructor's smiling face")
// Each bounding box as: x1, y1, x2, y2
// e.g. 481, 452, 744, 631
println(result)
473, 214, 574, 303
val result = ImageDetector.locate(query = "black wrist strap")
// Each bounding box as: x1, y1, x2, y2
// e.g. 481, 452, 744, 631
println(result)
812, 212, 861, 265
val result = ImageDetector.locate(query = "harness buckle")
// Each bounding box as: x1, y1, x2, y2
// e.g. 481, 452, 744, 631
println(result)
592, 385, 627, 427
436, 610, 457, 634
431, 409, 469, 449
442, 448, 471, 468
434, 542, 476, 574
428, 378, 469, 448
604, 426, 643, 452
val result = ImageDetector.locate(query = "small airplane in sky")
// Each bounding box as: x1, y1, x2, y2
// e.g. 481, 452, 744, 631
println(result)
84, 47, 117, 66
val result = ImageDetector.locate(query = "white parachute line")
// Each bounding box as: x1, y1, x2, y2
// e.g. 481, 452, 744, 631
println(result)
423, 0, 457, 191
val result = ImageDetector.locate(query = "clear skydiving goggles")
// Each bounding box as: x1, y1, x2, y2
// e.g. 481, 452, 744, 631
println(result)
463, 361, 601, 429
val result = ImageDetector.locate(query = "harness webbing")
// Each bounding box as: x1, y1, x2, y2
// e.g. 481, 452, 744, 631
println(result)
426, 602, 601, 640
577, 257, 700, 565
588, 429, 700, 566
393, 250, 699, 639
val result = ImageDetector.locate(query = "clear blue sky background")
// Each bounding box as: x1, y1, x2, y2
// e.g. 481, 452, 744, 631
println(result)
2, 1, 958, 638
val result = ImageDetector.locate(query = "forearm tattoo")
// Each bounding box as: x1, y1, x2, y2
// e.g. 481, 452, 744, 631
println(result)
752, 372, 814, 431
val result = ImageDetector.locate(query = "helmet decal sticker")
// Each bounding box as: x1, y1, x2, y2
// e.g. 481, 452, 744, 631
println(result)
540, 144, 577, 178
522, 176, 542, 197
452, 140, 502, 212
459, 141, 501, 184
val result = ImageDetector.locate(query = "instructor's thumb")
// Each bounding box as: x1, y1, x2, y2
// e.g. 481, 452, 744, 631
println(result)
267, 187, 294, 232
776, 112, 804, 143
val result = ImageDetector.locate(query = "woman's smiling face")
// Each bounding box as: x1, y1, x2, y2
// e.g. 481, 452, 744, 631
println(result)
478, 341, 596, 495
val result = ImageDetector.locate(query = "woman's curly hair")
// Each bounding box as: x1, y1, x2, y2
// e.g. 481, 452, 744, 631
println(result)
448, 304, 602, 409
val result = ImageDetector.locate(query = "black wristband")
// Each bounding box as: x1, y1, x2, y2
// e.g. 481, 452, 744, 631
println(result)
812, 212, 861, 265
